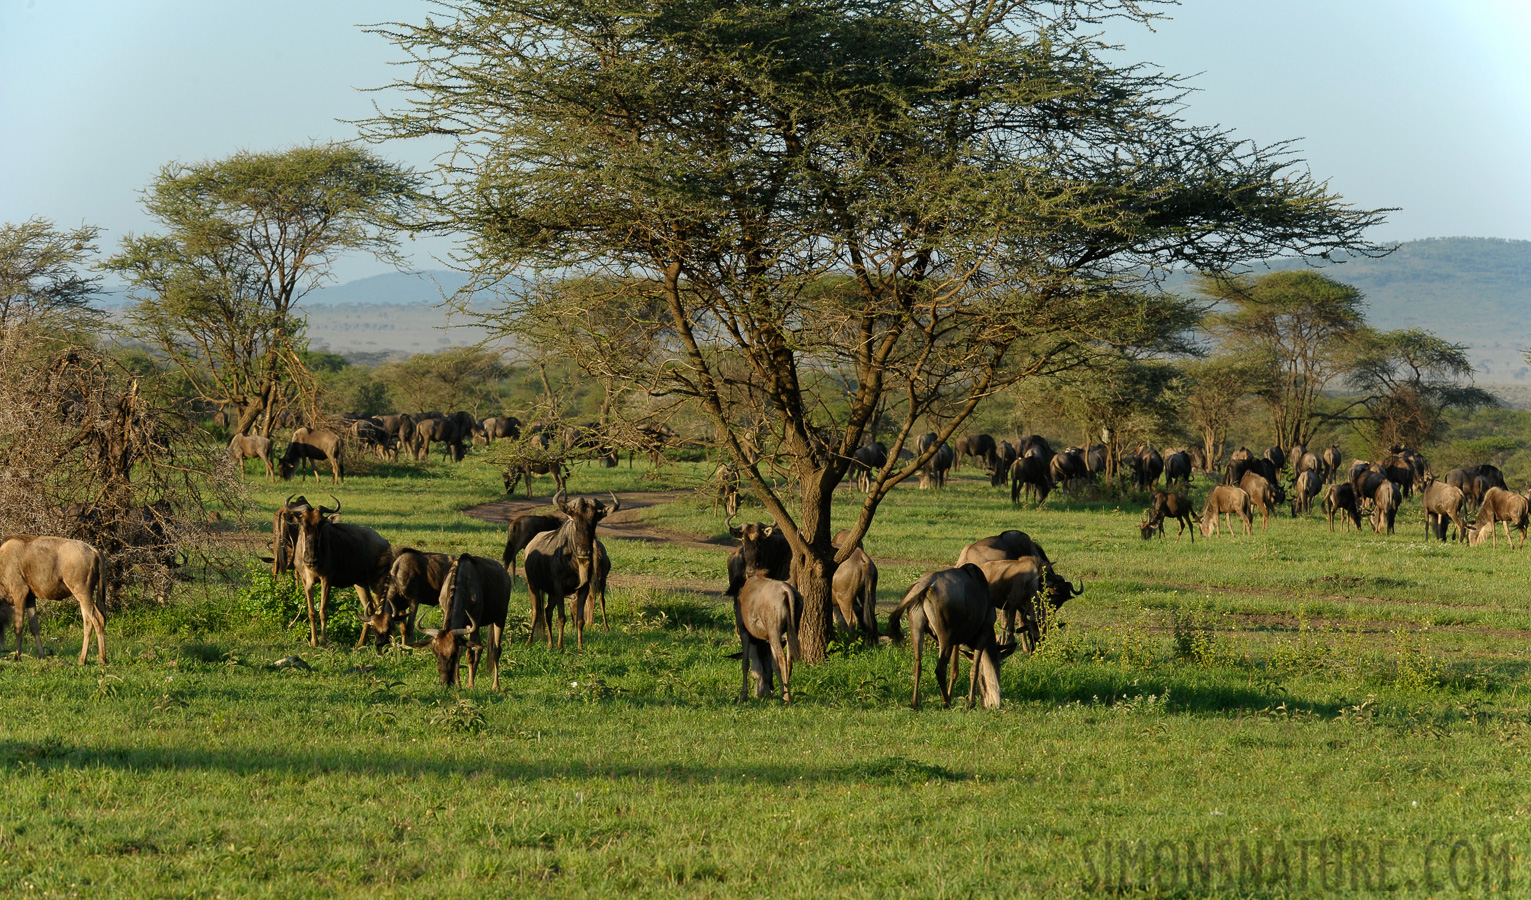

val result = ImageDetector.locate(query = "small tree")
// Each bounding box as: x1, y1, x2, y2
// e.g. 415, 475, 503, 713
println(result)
1343, 329, 1493, 453
376, 347, 508, 414
110, 144, 419, 436
1180, 355, 1265, 466
0, 218, 105, 332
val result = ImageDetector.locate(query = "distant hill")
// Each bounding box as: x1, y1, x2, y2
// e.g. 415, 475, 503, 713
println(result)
303, 270, 475, 306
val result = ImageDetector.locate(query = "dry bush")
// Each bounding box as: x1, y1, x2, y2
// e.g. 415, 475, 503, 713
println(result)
0, 329, 244, 606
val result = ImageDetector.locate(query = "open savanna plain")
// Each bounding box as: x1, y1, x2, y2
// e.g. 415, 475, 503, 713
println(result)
1, 456, 1528, 898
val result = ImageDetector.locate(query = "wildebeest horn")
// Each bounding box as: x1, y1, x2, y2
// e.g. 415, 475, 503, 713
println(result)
320, 494, 341, 516
1070, 581, 1084, 597
608, 491, 621, 513
726, 509, 743, 538
553, 489, 570, 513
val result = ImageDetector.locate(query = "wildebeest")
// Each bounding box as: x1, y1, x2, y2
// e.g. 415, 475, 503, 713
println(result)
262, 495, 310, 579
1264, 445, 1285, 474
954, 434, 998, 470
1322, 445, 1343, 481
852, 441, 888, 492
501, 513, 564, 585
725, 514, 792, 598
1200, 486, 1254, 537
634, 422, 679, 467
0, 536, 107, 665
1349, 463, 1387, 511
350, 418, 397, 460
476, 416, 521, 445
414, 414, 471, 462
1051, 448, 1089, 493
1294, 451, 1324, 483
1127, 445, 1164, 491
830, 535, 879, 646
413, 553, 512, 689
1009, 453, 1052, 505
502, 460, 571, 498
1421, 476, 1468, 542
363, 548, 452, 648
990, 441, 1018, 488
228, 434, 275, 480
977, 557, 1079, 651
1238, 472, 1280, 532
279, 427, 345, 483
1290, 469, 1323, 518
1322, 484, 1361, 532
955, 530, 1052, 569
377, 414, 416, 451
733, 574, 802, 702
1140, 491, 1195, 542
291, 496, 393, 646
524, 491, 620, 649
1163, 451, 1193, 489
1467, 486, 1530, 548
917, 435, 953, 489
1370, 480, 1400, 534
887, 565, 1010, 709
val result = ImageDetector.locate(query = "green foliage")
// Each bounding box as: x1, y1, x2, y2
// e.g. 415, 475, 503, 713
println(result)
0, 217, 105, 333
234, 559, 306, 626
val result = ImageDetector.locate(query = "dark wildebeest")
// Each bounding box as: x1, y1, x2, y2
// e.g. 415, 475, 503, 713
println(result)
279, 427, 345, 483
1163, 451, 1193, 489
292, 496, 393, 647
1381, 454, 1415, 499
414, 415, 470, 462
1239, 472, 1280, 532
887, 565, 1011, 709
1264, 445, 1286, 475
229, 434, 275, 480
362, 548, 452, 649
1291, 469, 1323, 518
1322, 484, 1362, 532
378, 414, 415, 452
733, 574, 802, 702
0, 536, 107, 665
955, 434, 998, 470
917, 435, 954, 489
1287, 442, 1307, 471
1200, 486, 1253, 537
1422, 476, 1468, 542
1224, 455, 1255, 487
502, 460, 571, 498
990, 441, 1018, 488
413, 553, 512, 689
1051, 448, 1088, 493
1467, 487, 1530, 549
351, 418, 396, 460
1009, 454, 1052, 505
978, 557, 1078, 651
1140, 491, 1195, 542
1322, 446, 1343, 482
523, 491, 620, 650
1350, 464, 1388, 511
1128, 446, 1164, 491
852, 441, 888, 492
726, 514, 792, 598
829, 532, 879, 646
1186, 445, 1210, 474
955, 530, 1052, 569
502, 513, 564, 585
476, 416, 521, 445
1370, 480, 1400, 534
1086, 444, 1108, 477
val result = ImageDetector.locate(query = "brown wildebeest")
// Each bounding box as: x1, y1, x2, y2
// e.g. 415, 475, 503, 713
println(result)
1467, 487, 1529, 548
378, 414, 415, 451
1322, 445, 1343, 481
501, 513, 563, 585
476, 416, 521, 445
725, 514, 792, 598
887, 565, 1012, 709
0, 536, 107, 665
1200, 486, 1253, 537
918, 436, 954, 490
502, 461, 570, 498
1370, 481, 1400, 534
955, 434, 998, 470
362, 548, 453, 648
852, 442, 888, 492
732, 574, 802, 702
1009, 453, 1052, 505
830, 536, 879, 646
524, 491, 620, 649
229, 434, 275, 480
412, 553, 512, 689
977, 557, 1079, 651
955, 530, 1051, 568
1291, 469, 1323, 517
1421, 476, 1468, 542
292, 497, 393, 646
1322, 484, 1361, 532
279, 427, 345, 483
1239, 472, 1279, 532
1140, 491, 1195, 542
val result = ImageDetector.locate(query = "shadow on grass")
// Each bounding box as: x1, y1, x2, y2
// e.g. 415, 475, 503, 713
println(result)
1006, 662, 1345, 718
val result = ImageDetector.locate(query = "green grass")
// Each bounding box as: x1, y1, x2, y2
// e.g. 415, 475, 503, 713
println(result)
3, 456, 1530, 897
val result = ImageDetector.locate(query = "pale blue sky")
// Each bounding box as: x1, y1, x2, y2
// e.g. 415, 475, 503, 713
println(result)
2, 1, 1528, 283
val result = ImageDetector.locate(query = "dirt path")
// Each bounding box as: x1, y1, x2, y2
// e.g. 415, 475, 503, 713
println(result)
462, 489, 734, 553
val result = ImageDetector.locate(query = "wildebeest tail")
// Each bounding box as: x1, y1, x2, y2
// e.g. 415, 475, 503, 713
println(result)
886, 572, 936, 645
93, 550, 109, 617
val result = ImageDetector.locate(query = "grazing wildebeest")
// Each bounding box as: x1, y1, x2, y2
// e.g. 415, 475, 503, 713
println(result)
726, 514, 793, 598
1467, 487, 1529, 549
917, 435, 953, 489
1127, 446, 1164, 491
350, 418, 396, 460
1223, 455, 1255, 487
990, 441, 1018, 488
1294, 451, 1324, 483
1322, 445, 1343, 481
1186, 445, 1210, 474
414, 414, 470, 462
0, 536, 107, 665
956, 530, 1051, 569
413, 553, 512, 689
1239, 472, 1280, 532
887, 565, 1011, 709
378, 414, 416, 452
733, 574, 802, 702
1264, 445, 1285, 475
363, 548, 452, 648
228, 434, 275, 480
262, 495, 310, 579
1370, 480, 1400, 534
1287, 442, 1306, 471
1009, 454, 1052, 505
1322, 484, 1361, 532
502, 460, 570, 498
955, 434, 998, 470
1350, 464, 1388, 511
977, 557, 1078, 651
1200, 486, 1254, 537
1381, 455, 1415, 499
1163, 451, 1193, 489
292, 497, 393, 647
1051, 448, 1089, 493
852, 441, 888, 492
1421, 476, 1468, 542
1291, 469, 1323, 517
279, 427, 345, 483
501, 513, 563, 585
830, 535, 879, 646
477, 416, 521, 445
523, 491, 620, 649
1140, 491, 1195, 542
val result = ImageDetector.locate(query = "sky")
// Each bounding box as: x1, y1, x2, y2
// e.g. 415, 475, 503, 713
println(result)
2, 0, 1529, 284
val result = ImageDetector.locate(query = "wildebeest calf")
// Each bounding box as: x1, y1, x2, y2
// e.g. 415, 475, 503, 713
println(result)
733, 574, 802, 702
0, 536, 108, 665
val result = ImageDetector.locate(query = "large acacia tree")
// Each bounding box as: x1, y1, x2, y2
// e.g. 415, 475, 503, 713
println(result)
369, 0, 1385, 661
110, 145, 419, 436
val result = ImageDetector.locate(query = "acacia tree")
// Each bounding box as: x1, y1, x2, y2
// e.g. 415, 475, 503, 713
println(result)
1342, 329, 1493, 453
0, 218, 105, 332
1180, 355, 1265, 467
1203, 270, 1367, 449
369, 0, 1385, 661
109, 145, 419, 436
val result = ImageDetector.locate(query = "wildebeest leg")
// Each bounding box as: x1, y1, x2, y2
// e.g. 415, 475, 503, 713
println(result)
770, 632, 793, 704
571, 585, 586, 650
303, 580, 319, 646
263, 454, 274, 481
967, 645, 983, 709
353, 586, 376, 648
935, 643, 955, 709
487, 624, 504, 690
317, 581, 331, 645
26, 604, 44, 659
910, 612, 926, 709
554, 594, 566, 650
598, 581, 609, 631
75, 590, 105, 666
738, 630, 752, 702
526, 587, 544, 647
999, 608, 1017, 647
466, 635, 480, 688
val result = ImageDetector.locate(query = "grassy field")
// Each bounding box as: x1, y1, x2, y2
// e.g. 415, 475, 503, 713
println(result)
1, 455, 1528, 898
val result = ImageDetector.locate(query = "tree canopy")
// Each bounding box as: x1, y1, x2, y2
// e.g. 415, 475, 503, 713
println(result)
0, 218, 105, 333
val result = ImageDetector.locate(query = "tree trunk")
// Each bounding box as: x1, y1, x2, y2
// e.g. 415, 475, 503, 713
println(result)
793, 550, 835, 665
